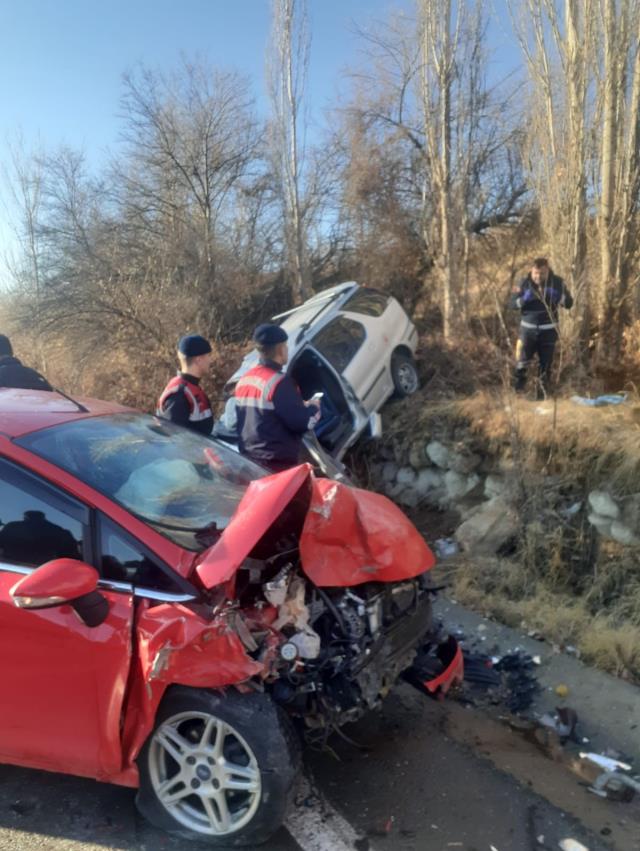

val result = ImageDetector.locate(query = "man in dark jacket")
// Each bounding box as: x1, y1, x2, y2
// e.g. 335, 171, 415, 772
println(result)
510, 258, 573, 398
0, 335, 52, 391
157, 335, 214, 435
235, 324, 320, 473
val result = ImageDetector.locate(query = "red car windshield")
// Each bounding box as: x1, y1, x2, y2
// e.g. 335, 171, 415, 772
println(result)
17, 413, 265, 549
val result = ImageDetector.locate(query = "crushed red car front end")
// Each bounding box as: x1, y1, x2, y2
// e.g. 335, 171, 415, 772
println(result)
119, 465, 462, 760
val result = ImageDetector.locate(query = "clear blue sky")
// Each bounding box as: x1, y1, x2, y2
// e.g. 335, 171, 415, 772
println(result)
2, 0, 406, 160
0, 0, 519, 273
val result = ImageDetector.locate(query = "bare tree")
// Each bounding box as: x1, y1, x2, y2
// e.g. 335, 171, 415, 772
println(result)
510, 0, 593, 351
2, 138, 47, 370
267, 0, 311, 303
418, 0, 458, 338
598, 0, 640, 347
339, 5, 526, 331
512, 0, 640, 359
115, 62, 262, 332
1, 61, 282, 404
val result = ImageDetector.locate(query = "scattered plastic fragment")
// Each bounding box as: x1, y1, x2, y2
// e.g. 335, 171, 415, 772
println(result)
589, 771, 639, 802
580, 750, 640, 802
559, 839, 590, 851
560, 501, 583, 518
539, 707, 578, 742
555, 683, 569, 698
434, 537, 460, 558
556, 707, 578, 739
571, 393, 627, 407
580, 752, 632, 772
461, 650, 540, 712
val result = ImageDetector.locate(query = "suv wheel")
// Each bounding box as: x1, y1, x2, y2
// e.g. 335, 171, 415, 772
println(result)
136, 687, 300, 846
391, 351, 419, 397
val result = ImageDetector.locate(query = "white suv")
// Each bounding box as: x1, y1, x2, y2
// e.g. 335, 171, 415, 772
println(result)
218, 282, 419, 461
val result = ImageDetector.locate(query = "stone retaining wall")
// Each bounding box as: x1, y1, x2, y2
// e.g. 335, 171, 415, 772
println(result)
369, 438, 640, 554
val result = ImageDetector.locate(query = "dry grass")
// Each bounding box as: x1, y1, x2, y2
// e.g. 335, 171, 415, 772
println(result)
384, 386, 640, 495
455, 391, 640, 492
383, 381, 640, 683
443, 557, 640, 683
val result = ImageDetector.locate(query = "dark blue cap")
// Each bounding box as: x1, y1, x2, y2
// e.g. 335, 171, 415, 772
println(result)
177, 334, 212, 358
253, 323, 288, 346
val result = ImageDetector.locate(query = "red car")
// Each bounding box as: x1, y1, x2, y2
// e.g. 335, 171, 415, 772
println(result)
0, 388, 462, 846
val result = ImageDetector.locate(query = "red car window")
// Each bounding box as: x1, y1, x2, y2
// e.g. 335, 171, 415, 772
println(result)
0, 459, 86, 567
98, 514, 184, 592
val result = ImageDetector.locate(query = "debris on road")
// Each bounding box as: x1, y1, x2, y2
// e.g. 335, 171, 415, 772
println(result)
575, 751, 640, 803
580, 752, 632, 773
404, 634, 464, 699
434, 537, 460, 558
558, 839, 590, 851
539, 707, 579, 743
459, 649, 540, 713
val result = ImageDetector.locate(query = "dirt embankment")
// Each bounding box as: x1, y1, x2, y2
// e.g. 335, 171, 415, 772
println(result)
354, 340, 640, 684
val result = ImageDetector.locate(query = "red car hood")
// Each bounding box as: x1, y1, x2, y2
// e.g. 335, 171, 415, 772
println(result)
196, 464, 434, 589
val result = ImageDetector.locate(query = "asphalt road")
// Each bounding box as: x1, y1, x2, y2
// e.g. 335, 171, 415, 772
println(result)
2, 682, 636, 851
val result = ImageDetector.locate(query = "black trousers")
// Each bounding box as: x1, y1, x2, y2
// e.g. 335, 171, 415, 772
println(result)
514, 327, 557, 397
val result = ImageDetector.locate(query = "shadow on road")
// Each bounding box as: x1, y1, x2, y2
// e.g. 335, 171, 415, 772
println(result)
0, 764, 298, 851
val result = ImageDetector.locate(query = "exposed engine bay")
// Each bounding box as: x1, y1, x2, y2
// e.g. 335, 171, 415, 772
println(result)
127, 466, 462, 775
232, 548, 435, 741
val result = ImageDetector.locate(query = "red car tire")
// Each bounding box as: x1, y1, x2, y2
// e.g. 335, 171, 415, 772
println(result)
136, 686, 300, 846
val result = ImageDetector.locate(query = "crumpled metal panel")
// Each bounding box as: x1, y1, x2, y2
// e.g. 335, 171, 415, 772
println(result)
422, 637, 464, 696
196, 464, 434, 590
196, 464, 312, 589
135, 602, 264, 687
120, 601, 264, 770
299, 477, 435, 586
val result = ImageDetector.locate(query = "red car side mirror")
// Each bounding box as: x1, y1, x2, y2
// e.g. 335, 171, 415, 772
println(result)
10, 559, 108, 627
10, 558, 99, 609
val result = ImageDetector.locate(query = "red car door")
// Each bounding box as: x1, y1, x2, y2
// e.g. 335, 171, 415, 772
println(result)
0, 458, 133, 781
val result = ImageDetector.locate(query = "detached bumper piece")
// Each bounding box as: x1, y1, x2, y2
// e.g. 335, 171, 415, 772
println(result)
403, 635, 464, 699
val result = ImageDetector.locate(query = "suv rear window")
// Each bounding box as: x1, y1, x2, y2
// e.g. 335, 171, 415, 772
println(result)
342, 288, 389, 317
311, 316, 366, 373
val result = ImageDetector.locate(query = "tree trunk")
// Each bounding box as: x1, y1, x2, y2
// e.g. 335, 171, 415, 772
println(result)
600, 0, 618, 333
269, 0, 311, 304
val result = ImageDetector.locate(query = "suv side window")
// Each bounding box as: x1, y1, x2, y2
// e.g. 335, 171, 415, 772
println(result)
342, 288, 390, 317
311, 317, 366, 373
98, 515, 184, 593
0, 459, 86, 567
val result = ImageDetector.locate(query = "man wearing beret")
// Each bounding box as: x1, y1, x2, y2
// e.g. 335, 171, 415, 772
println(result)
234, 323, 320, 473
157, 335, 214, 435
